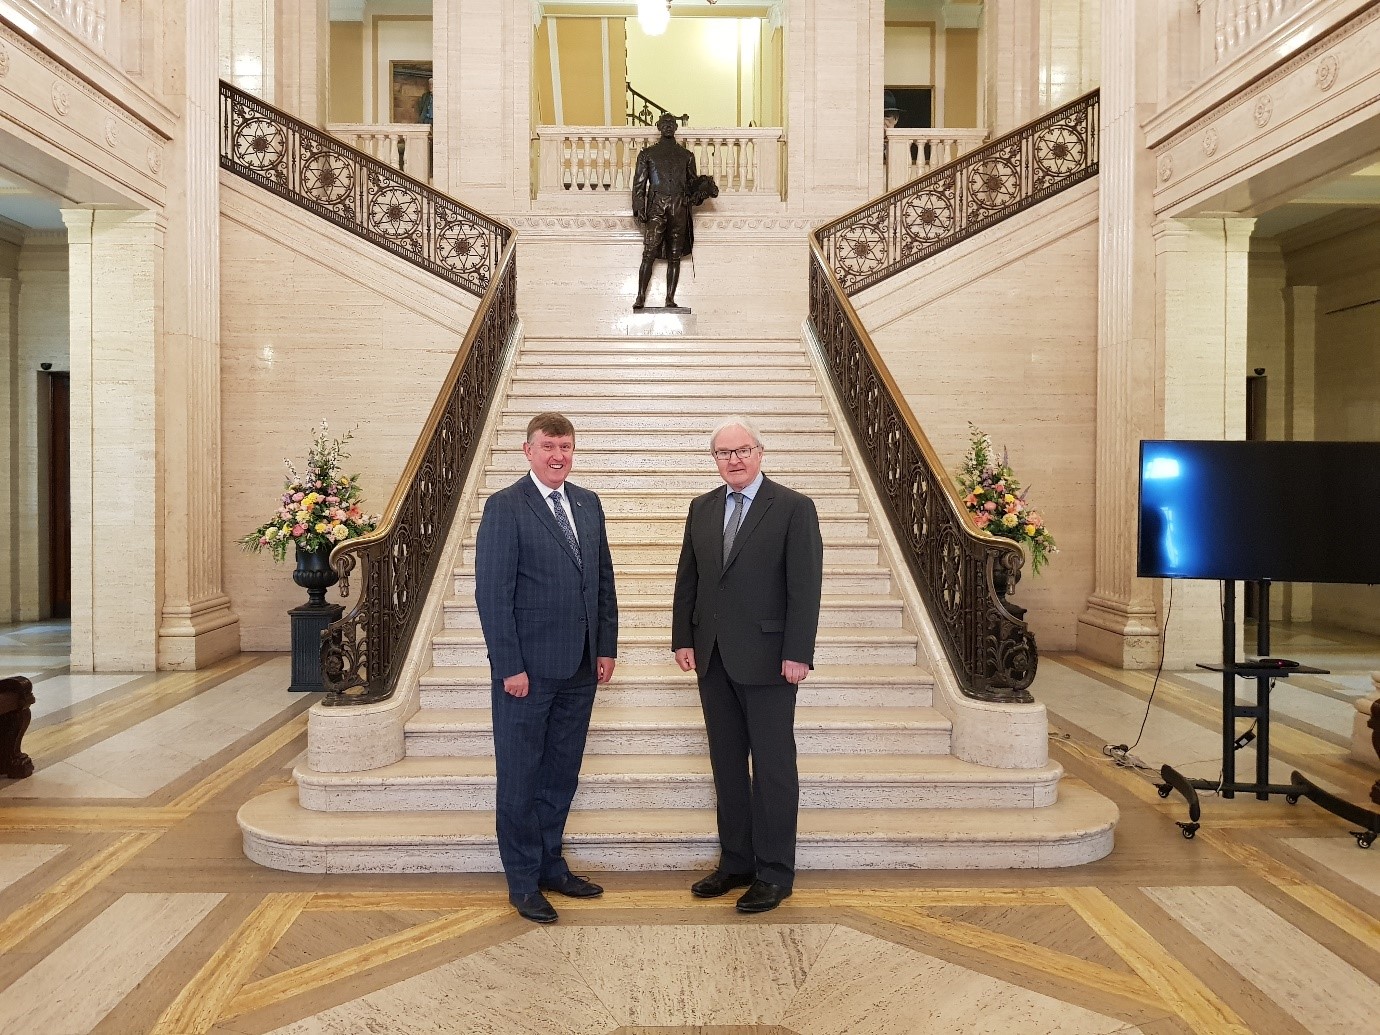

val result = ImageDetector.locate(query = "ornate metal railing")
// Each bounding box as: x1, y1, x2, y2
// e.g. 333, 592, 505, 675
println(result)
626, 81, 685, 127
219, 81, 506, 298
319, 242, 517, 705
806, 90, 1101, 703
820, 91, 1099, 296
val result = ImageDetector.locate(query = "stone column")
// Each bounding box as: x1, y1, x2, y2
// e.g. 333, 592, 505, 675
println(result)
1282, 284, 1316, 623
63, 209, 165, 673
1076, 0, 1162, 668
160, 0, 241, 668
982, 0, 1041, 134
0, 234, 17, 624
433, 0, 530, 210
276, 0, 329, 125
220, 0, 276, 101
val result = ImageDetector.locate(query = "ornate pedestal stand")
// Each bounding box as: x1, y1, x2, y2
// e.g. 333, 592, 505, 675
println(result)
289, 546, 342, 693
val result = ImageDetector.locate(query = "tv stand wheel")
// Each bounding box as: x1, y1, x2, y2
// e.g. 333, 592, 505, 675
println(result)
1157, 783, 1172, 799
1286, 793, 1300, 806
1355, 830, 1375, 849
1177, 821, 1199, 840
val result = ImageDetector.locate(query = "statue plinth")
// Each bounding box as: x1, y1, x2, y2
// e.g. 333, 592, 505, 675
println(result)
621, 307, 697, 337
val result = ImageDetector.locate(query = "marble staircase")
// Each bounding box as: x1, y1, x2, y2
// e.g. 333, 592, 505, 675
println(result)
239, 334, 1117, 872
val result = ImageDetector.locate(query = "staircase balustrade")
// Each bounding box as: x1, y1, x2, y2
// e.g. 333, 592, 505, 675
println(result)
220, 82, 505, 298
534, 127, 785, 198
326, 123, 433, 183
808, 90, 1101, 704
884, 129, 989, 191
216, 79, 518, 706
41, 0, 107, 53
1211, 0, 1299, 64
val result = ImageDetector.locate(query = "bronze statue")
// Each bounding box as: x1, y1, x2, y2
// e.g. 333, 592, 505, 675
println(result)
631, 113, 717, 309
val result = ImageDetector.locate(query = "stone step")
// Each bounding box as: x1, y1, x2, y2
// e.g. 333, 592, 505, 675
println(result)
486, 447, 845, 472
452, 564, 894, 597
463, 510, 872, 541
503, 380, 819, 399
441, 595, 903, 630
417, 663, 933, 709
469, 487, 866, 515
515, 351, 811, 370
501, 395, 828, 415
496, 412, 837, 432
508, 368, 816, 385
459, 536, 879, 568
430, 627, 917, 669
404, 705, 951, 757
295, 754, 1064, 812
481, 468, 853, 491
523, 337, 803, 353
491, 429, 840, 451
239, 785, 1120, 872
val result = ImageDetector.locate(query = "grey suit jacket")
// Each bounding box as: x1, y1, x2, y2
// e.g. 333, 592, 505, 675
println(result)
475, 475, 618, 681
671, 476, 823, 686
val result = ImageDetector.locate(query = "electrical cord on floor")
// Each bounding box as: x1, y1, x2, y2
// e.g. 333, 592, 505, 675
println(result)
1104, 580, 1173, 773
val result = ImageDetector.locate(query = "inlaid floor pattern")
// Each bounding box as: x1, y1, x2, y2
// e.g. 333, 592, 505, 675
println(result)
244, 336, 1113, 871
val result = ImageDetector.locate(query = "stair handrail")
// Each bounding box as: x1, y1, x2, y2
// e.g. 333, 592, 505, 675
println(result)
807, 90, 1100, 703
626, 81, 687, 127
219, 81, 507, 299
215, 80, 518, 706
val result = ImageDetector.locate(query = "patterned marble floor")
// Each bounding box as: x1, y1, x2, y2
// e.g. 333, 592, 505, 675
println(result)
0, 621, 1376, 1035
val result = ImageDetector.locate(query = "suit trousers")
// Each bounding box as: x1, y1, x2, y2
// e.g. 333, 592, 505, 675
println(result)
697, 646, 799, 888
491, 651, 595, 895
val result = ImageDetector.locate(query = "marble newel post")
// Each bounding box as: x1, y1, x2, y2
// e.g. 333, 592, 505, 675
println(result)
276, 0, 330, 125
159, 0, 241, 668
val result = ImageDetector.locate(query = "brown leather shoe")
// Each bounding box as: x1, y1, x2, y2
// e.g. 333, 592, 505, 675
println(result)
735, 879, 792, 914
690, 869, 755, 898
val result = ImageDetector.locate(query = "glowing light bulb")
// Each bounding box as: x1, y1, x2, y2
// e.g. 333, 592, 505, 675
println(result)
638, 0, 671, 36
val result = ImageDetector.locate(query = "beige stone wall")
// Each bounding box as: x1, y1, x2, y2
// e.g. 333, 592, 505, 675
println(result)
219, 175, 480, 650
852, 179, 1100, 650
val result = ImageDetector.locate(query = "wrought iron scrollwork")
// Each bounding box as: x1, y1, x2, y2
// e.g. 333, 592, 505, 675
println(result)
819, 91, 1099, 296
219, 81, 507, 299
804, 92, 1101, 702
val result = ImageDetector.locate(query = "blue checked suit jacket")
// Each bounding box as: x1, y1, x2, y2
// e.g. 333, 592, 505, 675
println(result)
474, 475, 618, 681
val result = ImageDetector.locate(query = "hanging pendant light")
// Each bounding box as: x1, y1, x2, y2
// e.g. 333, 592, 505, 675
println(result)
638, 0, 671, 36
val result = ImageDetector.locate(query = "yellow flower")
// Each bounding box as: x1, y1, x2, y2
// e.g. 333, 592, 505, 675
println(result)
1002, 513, 1018, 528
1003, 494, 1016, 504
1024, 524, 1036, 536
314, 521, 328, 533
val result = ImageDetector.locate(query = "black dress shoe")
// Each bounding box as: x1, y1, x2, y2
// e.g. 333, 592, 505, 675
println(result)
539, 873, 604, 898
735, 879, 792, 914
690, 869, 756, 898
509, 891, 558, 923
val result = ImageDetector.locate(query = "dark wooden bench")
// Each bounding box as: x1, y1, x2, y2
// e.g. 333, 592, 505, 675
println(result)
0, 676, 35, 779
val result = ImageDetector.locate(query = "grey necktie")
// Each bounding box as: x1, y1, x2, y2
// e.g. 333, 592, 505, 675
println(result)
723, 491, 745, 558
549, 490, 582, 569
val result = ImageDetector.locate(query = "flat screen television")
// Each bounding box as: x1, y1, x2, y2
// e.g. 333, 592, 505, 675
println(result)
1137, 440, 1380, 585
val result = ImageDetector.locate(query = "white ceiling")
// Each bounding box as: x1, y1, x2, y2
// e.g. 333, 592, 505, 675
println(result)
0, 168, 66, 231
1254, 160, 1380, 239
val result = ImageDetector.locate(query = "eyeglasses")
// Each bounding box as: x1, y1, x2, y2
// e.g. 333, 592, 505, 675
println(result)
711, 445, 762, 461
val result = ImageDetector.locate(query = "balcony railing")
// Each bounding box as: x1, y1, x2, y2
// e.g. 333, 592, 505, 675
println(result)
1209, 0, 1301, 65
44, 0, 107, 53
327, 124, 433, 183
533, 127, 785, 199
884, 128, 989, 192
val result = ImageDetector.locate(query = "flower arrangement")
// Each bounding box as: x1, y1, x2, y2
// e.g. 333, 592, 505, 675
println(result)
238, 422, 378, 563
955, 424, 1057, 574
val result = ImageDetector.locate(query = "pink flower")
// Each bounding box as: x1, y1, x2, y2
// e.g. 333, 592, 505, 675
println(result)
292, 492, 304, 502
975, 513, 990, 528
292, 523, 306, 536
983, 501, 997, 512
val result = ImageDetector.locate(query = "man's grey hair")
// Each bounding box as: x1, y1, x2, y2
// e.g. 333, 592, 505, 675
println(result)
709, 416, 765, 451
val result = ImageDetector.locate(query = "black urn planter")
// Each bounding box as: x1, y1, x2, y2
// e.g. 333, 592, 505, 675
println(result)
288, 545, 343, 693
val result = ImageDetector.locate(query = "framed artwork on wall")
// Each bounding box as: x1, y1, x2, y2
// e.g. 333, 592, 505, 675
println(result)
390, 60, 433, 124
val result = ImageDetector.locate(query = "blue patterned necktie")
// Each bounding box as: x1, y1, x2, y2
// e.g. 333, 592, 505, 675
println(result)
549, 490, 582, 569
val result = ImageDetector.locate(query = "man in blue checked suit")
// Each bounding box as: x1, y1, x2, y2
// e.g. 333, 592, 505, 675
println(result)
475, 412, 618, 924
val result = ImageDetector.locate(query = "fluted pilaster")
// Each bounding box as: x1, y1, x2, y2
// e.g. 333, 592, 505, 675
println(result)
982, 0, 1041, 133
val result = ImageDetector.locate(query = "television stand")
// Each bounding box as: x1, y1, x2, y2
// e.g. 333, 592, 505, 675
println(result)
1157, 580, 1328, 838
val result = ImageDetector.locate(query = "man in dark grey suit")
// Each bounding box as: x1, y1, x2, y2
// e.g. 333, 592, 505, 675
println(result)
672, 416, 823, 913
475, 412, 618, 923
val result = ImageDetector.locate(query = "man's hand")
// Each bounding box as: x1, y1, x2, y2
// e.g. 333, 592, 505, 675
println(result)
503, 672, 530, 698
782, 660, 809, 684
674, 648, 696, 673
597, 657, 617, 684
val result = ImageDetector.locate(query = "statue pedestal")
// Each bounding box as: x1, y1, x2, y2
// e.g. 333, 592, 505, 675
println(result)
620, 307, 696, 336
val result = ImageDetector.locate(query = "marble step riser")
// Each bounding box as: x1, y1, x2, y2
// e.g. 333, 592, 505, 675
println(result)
502, 397, 828, 414
440, 603, 903, 630
459, 543, 879, 567
247, 836, 1112, 874
452, 571, 893, 596
521, 343, 805, 356
417, 684, 934, 710
463, 515, 873, 540
430, 640, 917, 668
508, 370, 814, 385
516, 358, 811, 373
497, 413, 836, 431
298, 779, 1051, 813
469, 492, 865, 514
405, 726, 951, 757
486, 450, 847, 471
491, 431, 839, 451
481, 471, 853, 490
503, 382, 821, 399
